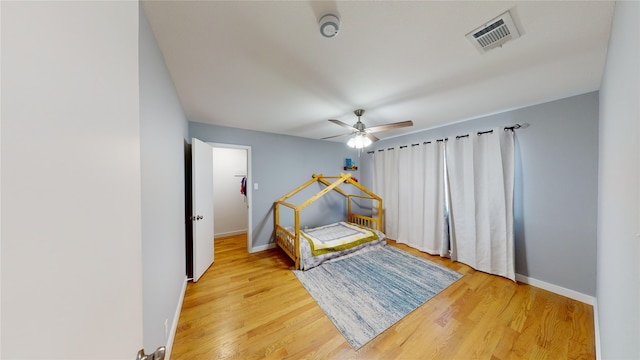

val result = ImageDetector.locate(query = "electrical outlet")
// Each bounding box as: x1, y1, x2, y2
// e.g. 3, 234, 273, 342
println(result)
164, 318, 169, 339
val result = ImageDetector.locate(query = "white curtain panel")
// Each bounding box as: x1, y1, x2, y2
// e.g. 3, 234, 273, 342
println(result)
372, 149, 399, 238
422, 142, 448, 257
396, 146, 412, 244
383, 149, 399, 239
394, 143, 448, 256
372, 151, 384, 221
446, 128, 515, 281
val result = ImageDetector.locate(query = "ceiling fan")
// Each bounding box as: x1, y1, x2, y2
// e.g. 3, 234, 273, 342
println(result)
322, 109, 413, 148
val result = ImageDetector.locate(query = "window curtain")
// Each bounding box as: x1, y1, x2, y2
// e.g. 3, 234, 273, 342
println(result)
371, 127, 515, 280
445, 128, 515, 280
396, 143, 448, 256
372, 149, 399, 238
373, 142, 449, 256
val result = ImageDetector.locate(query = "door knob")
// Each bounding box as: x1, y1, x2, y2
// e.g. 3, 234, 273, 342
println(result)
196, 215, 203, 220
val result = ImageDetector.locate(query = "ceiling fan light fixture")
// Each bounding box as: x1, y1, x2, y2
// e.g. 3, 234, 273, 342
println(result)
347, 133, 372, 149
326, 108, 412, 145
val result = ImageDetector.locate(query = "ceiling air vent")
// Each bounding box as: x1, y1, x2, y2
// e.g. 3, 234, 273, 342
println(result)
466, 10, 520, 54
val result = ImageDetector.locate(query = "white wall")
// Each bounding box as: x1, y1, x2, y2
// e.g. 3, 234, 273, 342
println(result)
139, 5, 188, 356
212, 147, 248, 237
1, 2, 143, 358
597, 1, 640, 358
0, 2, 3, 355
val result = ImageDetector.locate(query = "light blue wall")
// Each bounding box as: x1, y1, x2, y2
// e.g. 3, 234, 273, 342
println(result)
597, 1, 640, 358
361, 92, 599, 296
189, 122, 361, 248
140, 7, 188, 352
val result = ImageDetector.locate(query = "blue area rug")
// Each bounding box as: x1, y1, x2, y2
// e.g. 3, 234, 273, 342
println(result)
293, 246, 463, 349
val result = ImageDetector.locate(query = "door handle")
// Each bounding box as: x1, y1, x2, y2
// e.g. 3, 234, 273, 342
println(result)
137, 346, 165, 360
197, 215, 203, 220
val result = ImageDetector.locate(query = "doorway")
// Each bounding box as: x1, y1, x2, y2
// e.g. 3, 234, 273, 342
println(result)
210, 143, 252, 252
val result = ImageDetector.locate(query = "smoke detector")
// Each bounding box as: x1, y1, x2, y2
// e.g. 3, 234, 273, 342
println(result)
319, 14, 340, 38
466, 10, 520, 53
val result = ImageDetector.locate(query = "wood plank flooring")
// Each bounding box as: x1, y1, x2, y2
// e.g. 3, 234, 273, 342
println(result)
171, 234, 595, 359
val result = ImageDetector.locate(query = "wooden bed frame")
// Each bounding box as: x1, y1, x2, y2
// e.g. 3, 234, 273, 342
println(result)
274, 173, 383, 270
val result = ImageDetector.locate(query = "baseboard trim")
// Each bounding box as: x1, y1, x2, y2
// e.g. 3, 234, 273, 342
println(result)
214, 230, 248, 238
515, 273, 595, 305
165, 276, 187, 360
250, 242, 277, 253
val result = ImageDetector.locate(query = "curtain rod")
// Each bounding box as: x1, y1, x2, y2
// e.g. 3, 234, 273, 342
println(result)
366, 123, 527, 154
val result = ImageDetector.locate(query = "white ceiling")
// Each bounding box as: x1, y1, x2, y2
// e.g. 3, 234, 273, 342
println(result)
143, 0, 614, 143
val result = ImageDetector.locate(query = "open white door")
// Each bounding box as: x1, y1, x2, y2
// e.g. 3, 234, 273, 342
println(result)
192, 138, 215, 282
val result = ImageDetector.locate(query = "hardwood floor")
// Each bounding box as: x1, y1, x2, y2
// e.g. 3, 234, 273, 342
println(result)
171, 234, 595, 359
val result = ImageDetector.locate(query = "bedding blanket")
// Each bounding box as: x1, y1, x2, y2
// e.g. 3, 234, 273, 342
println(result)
302, 222, 379, 256
297, 222, 386, 270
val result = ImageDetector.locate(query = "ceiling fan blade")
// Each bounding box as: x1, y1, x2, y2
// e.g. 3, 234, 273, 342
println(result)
365, 120, 413, 133
366, 133, 380, 142
329, 119, 357, 131
321, 133, 350, 140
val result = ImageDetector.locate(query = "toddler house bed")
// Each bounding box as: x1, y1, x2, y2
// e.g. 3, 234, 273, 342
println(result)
274, 173, 385, 270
